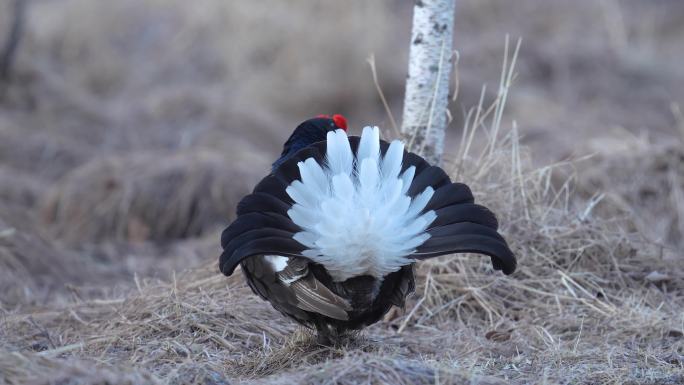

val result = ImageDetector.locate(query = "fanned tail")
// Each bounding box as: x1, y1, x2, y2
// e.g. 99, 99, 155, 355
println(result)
290, 127, 438, 281
220, 126, 517, 279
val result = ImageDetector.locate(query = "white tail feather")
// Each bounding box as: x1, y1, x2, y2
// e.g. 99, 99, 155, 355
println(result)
400, 166, 416, 195
286, 127, 436, 281
325, 130, 354, 176
356, 126, 380, 164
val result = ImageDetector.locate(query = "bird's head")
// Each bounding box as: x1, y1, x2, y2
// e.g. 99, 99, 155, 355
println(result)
273, 114, 348, 170
306, 114, 348, 135
318, 114, 348, 132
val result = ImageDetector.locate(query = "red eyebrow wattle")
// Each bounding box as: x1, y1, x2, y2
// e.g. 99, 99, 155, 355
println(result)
332, 114, 348, 131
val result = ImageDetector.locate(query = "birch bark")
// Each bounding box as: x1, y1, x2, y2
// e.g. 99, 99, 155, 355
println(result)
400, 0, 456, 165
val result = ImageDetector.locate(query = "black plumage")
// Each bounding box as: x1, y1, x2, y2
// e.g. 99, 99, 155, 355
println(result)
219, 117, 516, 342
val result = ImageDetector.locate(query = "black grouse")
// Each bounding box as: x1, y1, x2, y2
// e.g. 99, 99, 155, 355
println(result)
219, 115, 516, 343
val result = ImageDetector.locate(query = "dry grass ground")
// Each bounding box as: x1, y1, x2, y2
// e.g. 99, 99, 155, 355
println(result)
2, 115, 683, 383
39, 148, 266, 244
1, 1, 683, 384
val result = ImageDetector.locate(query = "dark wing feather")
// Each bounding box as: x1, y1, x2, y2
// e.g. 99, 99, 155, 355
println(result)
241, 256, 311, 323
277, 256, 309, 281
244, 256, 351, 321
289, 273, 351, 320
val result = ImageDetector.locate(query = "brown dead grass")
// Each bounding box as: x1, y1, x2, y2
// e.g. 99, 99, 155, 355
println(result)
1, 41, 683, 385
578, 140, 684, 252
0, 204, 83, 308
0, 166, 43, 208
39, 148, 266, 245
0, 123, 94, 180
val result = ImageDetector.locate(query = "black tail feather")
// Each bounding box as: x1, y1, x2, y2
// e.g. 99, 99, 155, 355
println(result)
413, 233, 516, 274
220, 236, 306, 276
221, 212, 299, 249
424, 183, 474, 211
426, 222, 506, 241
253, 176, 293, 205
236, 192, 291, 217
432, 204, 499, 229
401, 151, 431, 175
410, 188, 516, 275
406, 166, 451, 197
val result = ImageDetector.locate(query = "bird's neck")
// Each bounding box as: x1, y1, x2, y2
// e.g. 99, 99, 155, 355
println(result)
272, 140, 309, 171
272, 128, 329, 171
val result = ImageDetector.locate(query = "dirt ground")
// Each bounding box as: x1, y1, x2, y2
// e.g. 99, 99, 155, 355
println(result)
0, 1, 683, 384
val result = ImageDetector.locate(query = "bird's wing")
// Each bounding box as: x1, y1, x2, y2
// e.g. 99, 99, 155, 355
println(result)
277, 257, 351, 320
288, 275, 351, 320
245, 255, 351, 321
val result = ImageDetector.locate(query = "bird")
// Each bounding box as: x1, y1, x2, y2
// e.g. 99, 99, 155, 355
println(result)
219, 115, 516, 344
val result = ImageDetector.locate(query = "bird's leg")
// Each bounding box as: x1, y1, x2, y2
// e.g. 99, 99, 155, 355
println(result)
330, 325, 346, 343
314, 320, 333, 346
319, 324, 356, 347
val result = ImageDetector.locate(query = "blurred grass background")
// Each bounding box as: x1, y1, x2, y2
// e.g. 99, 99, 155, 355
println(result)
3, 0, 683, 163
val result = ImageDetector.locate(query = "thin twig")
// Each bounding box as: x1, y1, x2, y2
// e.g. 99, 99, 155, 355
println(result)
367, 54, 400, 140
0, 0, 27, 81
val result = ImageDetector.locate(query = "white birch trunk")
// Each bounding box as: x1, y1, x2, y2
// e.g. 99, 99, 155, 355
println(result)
400, 0, 456, 165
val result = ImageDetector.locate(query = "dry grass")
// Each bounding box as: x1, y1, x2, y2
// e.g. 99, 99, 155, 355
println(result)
3, 0, 404, 156
0, 123, 94, 180
0, 204, 83, 308
1, 40, 683, 384
0, 166, 43, 208
578, 140, 684, 251
38, 148, 266, 245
